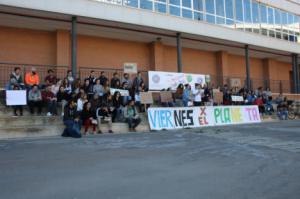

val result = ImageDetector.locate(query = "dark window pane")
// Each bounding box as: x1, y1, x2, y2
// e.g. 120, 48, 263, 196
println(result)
282, 33, 288, 40
261, 28, 268, 36
193, 0, 203, 11
140, 0, 153, 10
182, 9, 193, 18
155, 3, 166, 13
182, 0, 192, 8
235, 0, 243, 22
206, 14, 215, 24
243, 0, 251, 23
225, 0, 234, 19
269, 30, 275, 37
275, 32, 282, 39
170, 6, 181, 16
170, 0, 180, 5
216, 0, 225, 17
206, 0, 215, 14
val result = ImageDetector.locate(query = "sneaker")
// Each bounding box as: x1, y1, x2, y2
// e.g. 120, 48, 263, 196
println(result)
47, 112, 52, 116
108, 130, 113, 134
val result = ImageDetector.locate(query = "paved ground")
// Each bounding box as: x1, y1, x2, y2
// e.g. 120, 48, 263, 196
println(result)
0, 121, 300, 199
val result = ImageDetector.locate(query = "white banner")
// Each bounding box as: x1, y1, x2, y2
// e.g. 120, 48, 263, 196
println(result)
6, 90, 27, 106
148, 71, 207, 90
147, 105, 261, 130
110, 88, 129, 96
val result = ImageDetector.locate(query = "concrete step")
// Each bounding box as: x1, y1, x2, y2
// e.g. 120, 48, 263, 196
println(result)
0, 105, 63, 117
0, 115, 63, 128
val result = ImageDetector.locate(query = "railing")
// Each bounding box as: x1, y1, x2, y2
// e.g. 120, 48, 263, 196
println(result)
0, 62, 295, 93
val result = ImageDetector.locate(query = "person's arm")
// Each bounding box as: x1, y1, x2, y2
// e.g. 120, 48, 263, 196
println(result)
36, 75, 40, 85
37, 91, 42, 101
123, 106, 128, 118
134, 107, 139, 119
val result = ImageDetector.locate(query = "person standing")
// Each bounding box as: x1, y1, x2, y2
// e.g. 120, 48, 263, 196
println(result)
12, 85, 23, 116
9, 67, 24, 90
110, 72, 121, 89
192, 83, 202, 106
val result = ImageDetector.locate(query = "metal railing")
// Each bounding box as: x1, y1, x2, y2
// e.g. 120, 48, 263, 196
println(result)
0, 62, 295, 93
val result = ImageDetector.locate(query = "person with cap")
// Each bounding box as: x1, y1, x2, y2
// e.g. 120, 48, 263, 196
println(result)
25, 67, 40, 89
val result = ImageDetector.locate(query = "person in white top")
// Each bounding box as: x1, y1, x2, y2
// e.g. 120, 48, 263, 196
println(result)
77, 93, 88, 112
193, 83, 203, 106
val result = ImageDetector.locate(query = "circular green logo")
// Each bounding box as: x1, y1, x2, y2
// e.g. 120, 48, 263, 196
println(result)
186, 75, 193, 82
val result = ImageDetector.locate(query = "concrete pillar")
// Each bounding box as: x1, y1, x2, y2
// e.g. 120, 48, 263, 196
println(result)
245, 45, 251, 90
216, 51, 229, 86
176, 33, 182, 73
71, 16, 77, 78
292, 54, 299, 93
150, 40, 164, 71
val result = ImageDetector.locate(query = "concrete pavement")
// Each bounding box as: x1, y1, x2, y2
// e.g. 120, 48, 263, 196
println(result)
0, 120, 300, 199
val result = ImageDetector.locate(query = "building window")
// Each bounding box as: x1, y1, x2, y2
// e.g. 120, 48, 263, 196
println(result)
193, 0, 203, 11
170, 5, 181, 16
205, 0, 215, 15
155, 2, 167, 13
194, 11, 204, 20
182, 0, 192, 8
235, 0, 243, 22
140, 0, 153, 10
170, 0, 180, 6
182, 9, 193, 18
206, 14, 216, 24
225, 0, 234, 20
243, 0, 251, 23
125, 0, 138, 8
216, 0, 225, 17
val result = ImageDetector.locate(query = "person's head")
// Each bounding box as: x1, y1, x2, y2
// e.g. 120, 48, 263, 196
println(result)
13, 85, 20, 90
100, 71, 105, 76
84, 79, 89, 86
140, 82, 145, 88
128, 99, 135, 106
122, 82, 128, 89
59, 86, 65, 93
124, 73, 129, 79
113, 72, 118, 78
95, 79, 100, 85
48, 69, 54, 76
31, 67, 37, 75
90, 70, 95, 77
67, 70, 72, 77
32, 84, 38, 91
46, 85, 52, 92
177, 84, 184, 89
68, 101, 76, 109
137, 72, 142, 78
195, 83, 200, 89
84, 102, 91, 110
14, 67, 21, 75
79, 88, 85, 95
114, 91, 121, 99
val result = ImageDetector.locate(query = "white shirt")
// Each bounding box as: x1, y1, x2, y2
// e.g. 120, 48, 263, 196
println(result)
77, 98, 84, 112
193, 88, 202, 102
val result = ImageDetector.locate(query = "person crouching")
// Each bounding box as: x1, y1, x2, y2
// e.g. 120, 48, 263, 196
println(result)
124, 100, 141, 132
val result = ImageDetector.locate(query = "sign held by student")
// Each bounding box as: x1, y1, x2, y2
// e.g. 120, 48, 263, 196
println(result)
6, 90, 27, 106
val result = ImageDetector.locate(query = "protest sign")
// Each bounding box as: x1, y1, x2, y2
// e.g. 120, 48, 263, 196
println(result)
6, 90, 27, 106
140, 92, 153, 104
230, 78, 241, 88
231, 95, 244, 102
147, 105, 261, 130
160, 91, 173, 103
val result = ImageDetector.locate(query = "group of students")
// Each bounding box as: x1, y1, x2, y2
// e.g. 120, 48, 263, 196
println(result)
8, 67, 145, 137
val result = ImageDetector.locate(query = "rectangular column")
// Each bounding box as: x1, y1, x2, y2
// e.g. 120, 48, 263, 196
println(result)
176, 33, 182, 73
245, 45, 251, 90
71, 16, 77, 78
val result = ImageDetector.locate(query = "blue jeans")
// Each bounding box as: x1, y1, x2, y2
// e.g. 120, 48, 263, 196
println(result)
62, 120, 82, 138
